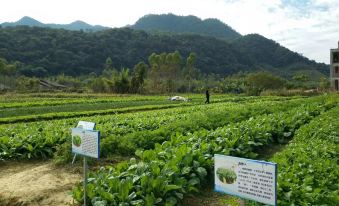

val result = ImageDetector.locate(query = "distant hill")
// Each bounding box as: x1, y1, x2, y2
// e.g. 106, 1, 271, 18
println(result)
1, 16, 108, 32
230, 34, 328, 78
131, 14, 241, 41
0, 26, 327, 78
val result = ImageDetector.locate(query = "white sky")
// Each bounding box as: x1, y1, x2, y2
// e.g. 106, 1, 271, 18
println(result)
1, 0, 338, 64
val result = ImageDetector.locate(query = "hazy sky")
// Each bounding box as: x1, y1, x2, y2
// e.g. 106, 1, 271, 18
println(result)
1, 0, 338, 64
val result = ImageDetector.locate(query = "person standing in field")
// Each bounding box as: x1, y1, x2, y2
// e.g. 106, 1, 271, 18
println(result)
205, 90, 210, 104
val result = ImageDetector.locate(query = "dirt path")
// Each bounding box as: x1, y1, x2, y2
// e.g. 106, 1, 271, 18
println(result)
0, 160, 81, 206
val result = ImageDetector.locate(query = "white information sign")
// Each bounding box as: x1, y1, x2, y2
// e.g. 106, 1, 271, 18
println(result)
72, 128, 100, 158
77, 121, 96, 130
215, 154, 277, 206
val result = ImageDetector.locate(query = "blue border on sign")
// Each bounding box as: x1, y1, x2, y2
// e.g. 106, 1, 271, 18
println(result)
97, 130, 100, 159
275, 162, 277, 206
214, 154, 277, 206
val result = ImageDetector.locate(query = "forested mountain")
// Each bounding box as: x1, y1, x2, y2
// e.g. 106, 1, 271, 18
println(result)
131, 14, 241, 41
231, 34, 328, 78
0, 26, 327, 77
1, 16, 108, 32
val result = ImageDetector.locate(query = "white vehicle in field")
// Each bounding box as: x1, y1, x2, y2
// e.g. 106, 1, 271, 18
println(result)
169, 96, 189, 101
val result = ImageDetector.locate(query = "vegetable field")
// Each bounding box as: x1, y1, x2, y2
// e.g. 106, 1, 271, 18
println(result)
0, 93, 338, 206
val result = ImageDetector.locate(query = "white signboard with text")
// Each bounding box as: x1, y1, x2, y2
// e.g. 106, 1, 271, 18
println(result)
72, 127, 100, 159
77, 121, 96, 130
215, 154, 277, 206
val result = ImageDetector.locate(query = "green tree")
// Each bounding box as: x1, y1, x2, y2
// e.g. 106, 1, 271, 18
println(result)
221, 73, 246, 93
20, 66, 47, 77
185, 52, 197, 92
16, 76, 40, 92
113, 68, 130, 93
91, 77, 108, 93
105, 57, 113, 70
148, 53, 161, 92
55, 74, 82, 89
131, 61, 148, 93
148, 51, 180, 93
246, 72, 285, 95
0, 58, 5, 74
0, 58, 17, 76
292, 73, 309, 89
319, 77, 330, 91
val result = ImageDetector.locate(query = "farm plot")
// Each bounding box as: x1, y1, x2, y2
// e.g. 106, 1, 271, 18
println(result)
267, 106, 339, 206
0, 94, 337, 206
0, 95, 310, 161
68, 95, 337, 205
0, 94, 271, 124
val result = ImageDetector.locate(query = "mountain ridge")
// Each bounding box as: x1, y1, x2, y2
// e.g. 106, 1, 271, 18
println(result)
130, 13, 241, 41
1, 16, 108, 32
1, 14, 242, 40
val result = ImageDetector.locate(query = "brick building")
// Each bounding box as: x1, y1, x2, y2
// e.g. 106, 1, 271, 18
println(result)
330, 42, 339, 91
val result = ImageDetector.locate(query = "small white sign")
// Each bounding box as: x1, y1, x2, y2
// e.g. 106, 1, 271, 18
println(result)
215, 154, 277, 206
72, 128, 100, 158
77, 121, 96, 130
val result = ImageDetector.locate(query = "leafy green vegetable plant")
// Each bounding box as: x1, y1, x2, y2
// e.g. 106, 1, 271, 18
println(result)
216, 168, 237, 184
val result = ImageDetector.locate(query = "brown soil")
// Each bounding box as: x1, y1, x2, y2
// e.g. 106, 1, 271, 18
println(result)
181, 186, 242, 206
256, 143, 287, 160
0, 160, 81, 206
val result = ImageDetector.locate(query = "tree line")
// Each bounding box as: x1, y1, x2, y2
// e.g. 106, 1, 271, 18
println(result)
0, 51, 330, 95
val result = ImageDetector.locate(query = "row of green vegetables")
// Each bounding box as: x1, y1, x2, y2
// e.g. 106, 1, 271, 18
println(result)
0, 99, 186, 120
263, 106, 338, 206
57, 96, 316, 163
0, 93, 136, 101
0, 96, 306, 160
71, 98, 337, 205
0, 103, 199, 159
0, 103, 190, 124
0, 94, 267, 124
98, 97, 316, 157
0, 94, 258, 109
0, 99, 265, 160
0, 95, 173, 108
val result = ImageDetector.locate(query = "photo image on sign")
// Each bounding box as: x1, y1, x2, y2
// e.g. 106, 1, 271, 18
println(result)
216, 167, 237, 184
72, 135, 82, 147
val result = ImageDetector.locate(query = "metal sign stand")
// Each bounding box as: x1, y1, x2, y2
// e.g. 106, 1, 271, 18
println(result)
83, 156, 87, 206
72, 154, 77, 164
239, 199, 245, 206
71, 121, 99, 206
